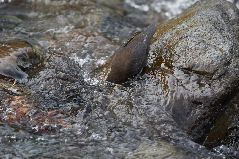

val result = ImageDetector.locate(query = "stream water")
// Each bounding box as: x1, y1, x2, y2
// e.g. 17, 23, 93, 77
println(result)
0, 0, 238, 158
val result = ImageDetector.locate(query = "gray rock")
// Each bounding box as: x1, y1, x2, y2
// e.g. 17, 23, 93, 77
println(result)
147, 0, 239, 142
0, 15, 22, 30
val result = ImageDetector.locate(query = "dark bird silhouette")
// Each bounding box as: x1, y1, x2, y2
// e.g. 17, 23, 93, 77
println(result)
106, 23, 157, 84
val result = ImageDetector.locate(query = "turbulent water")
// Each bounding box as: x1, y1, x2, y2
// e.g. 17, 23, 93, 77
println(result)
0, 0, 238, 158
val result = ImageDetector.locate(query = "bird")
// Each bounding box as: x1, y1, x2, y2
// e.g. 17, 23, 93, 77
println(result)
106, 23, 157, 84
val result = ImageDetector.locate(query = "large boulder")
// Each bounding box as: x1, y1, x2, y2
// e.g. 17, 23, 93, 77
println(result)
146, 0, 239, 142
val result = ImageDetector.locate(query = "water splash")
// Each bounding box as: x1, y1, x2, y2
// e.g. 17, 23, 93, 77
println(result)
151, 0, 198, 18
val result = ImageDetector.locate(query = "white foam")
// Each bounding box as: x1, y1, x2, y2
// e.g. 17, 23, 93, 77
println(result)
126, 0, 238, 18
125, 0, 150, 12
69, 53, 91, 67
90, 132, 107, 141
0, 0, 11, 2
151, 0, 198, 18
96, 58, 107, 66
69, 53, 102, 85
45, 25, 74, 34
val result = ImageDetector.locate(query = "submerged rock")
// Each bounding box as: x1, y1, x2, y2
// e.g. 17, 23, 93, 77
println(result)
0, 29, 117, 134
0, 15, 22, 30
0, 93, 68, 133
0, 39, 44, 80
126, 140, 203, 159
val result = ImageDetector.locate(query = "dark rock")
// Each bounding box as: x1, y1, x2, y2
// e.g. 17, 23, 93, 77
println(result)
203, 93, 239, 151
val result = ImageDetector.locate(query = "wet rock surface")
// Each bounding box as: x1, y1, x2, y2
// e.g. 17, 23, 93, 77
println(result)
204, 93, 239, 158
143, 0, 239, 155
104, 0, 239, 157
0, 39, 44, 80
145, 0, 239, 142
0, 0, 238, 158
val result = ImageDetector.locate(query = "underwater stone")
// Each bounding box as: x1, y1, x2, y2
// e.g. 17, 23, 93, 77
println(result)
0, 39, 44, 80
0, 15, 22, 30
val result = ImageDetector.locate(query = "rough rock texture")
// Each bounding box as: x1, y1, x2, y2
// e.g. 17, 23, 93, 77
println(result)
146, 0, 239, 142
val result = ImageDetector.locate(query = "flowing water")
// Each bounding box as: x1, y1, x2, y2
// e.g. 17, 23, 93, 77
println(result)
0, 0, 238, 158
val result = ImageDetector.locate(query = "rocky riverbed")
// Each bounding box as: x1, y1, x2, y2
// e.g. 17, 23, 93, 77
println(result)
0, 0, 238, 158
